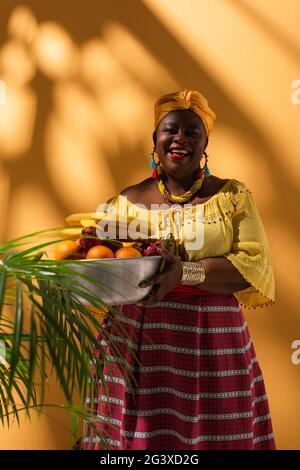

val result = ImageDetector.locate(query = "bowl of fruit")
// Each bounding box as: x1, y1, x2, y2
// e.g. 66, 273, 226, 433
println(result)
53, 226, 172, 306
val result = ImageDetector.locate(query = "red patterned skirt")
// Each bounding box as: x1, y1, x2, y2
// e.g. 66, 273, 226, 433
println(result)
82, 285, 276, 450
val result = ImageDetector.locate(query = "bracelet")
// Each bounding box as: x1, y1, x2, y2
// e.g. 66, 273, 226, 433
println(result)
180, 261, 206, 285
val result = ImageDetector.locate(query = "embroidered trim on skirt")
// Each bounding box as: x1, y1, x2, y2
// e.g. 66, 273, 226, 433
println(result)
82, 285, 276, 450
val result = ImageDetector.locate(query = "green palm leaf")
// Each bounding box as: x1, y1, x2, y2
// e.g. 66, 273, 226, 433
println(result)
0, 228, 141, 448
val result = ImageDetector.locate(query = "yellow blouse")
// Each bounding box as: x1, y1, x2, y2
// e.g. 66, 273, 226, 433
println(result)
65, 178, 275, 309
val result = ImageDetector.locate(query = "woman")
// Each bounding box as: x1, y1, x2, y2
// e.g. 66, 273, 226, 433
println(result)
81, 89, 276, 450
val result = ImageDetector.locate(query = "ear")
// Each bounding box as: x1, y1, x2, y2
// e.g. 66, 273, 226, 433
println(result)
204, 136, 208, 151
152, 130, 157, 147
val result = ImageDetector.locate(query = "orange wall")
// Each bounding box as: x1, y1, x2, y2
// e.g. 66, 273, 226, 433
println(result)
0, 0, 299, 449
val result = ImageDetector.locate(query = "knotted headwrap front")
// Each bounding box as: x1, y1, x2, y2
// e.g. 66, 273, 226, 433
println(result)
154, 89, 216, 137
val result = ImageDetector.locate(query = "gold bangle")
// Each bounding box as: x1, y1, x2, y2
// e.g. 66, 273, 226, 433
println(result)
180, 261, 206, 285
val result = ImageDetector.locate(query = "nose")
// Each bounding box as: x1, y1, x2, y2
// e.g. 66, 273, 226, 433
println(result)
174, 128, 187, 143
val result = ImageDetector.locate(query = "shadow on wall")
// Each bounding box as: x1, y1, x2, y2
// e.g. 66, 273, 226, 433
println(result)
0, 0, 298, 241
231, 0, 300, 61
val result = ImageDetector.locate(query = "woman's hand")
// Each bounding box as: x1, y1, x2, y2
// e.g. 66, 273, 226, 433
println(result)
136, 242, 183, 307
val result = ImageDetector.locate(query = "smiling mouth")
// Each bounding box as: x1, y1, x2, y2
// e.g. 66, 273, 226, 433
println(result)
167, 150, 191, 160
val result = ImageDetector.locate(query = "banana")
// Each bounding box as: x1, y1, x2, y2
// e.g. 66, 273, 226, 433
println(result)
65, 212, 106, 226
65, 212, 137, 227
80, 219, 97, 228
38, 227, 82, 239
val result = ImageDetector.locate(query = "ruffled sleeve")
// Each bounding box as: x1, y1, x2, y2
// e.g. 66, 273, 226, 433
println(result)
223, 181, 275, 308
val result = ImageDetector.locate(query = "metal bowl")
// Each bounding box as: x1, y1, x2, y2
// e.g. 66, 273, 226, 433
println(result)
64, 255, 162, 306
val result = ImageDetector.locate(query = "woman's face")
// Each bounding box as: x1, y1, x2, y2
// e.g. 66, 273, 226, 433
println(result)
153, 109, 208, 179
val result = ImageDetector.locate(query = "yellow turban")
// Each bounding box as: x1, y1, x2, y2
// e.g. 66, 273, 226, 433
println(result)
154, 89, 216, 137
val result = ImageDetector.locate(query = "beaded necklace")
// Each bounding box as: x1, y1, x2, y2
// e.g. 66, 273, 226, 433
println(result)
152, 167, 205, 205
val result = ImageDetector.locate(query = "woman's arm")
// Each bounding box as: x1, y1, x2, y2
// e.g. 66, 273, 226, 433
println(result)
137, 250, 251, 307
196, 258, 251, 294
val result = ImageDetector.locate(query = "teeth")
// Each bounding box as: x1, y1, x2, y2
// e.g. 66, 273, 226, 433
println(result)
169, 149, 189, 154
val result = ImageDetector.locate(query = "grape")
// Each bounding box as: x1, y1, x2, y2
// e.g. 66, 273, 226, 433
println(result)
79, 226, 124, 254
79, 226, 102, 253
142, 241, 160, 256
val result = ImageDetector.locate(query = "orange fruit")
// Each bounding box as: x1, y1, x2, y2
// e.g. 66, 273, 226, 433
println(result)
54, 240, 81, 260
86, 245, 114, 259
115, 246, 142, 258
